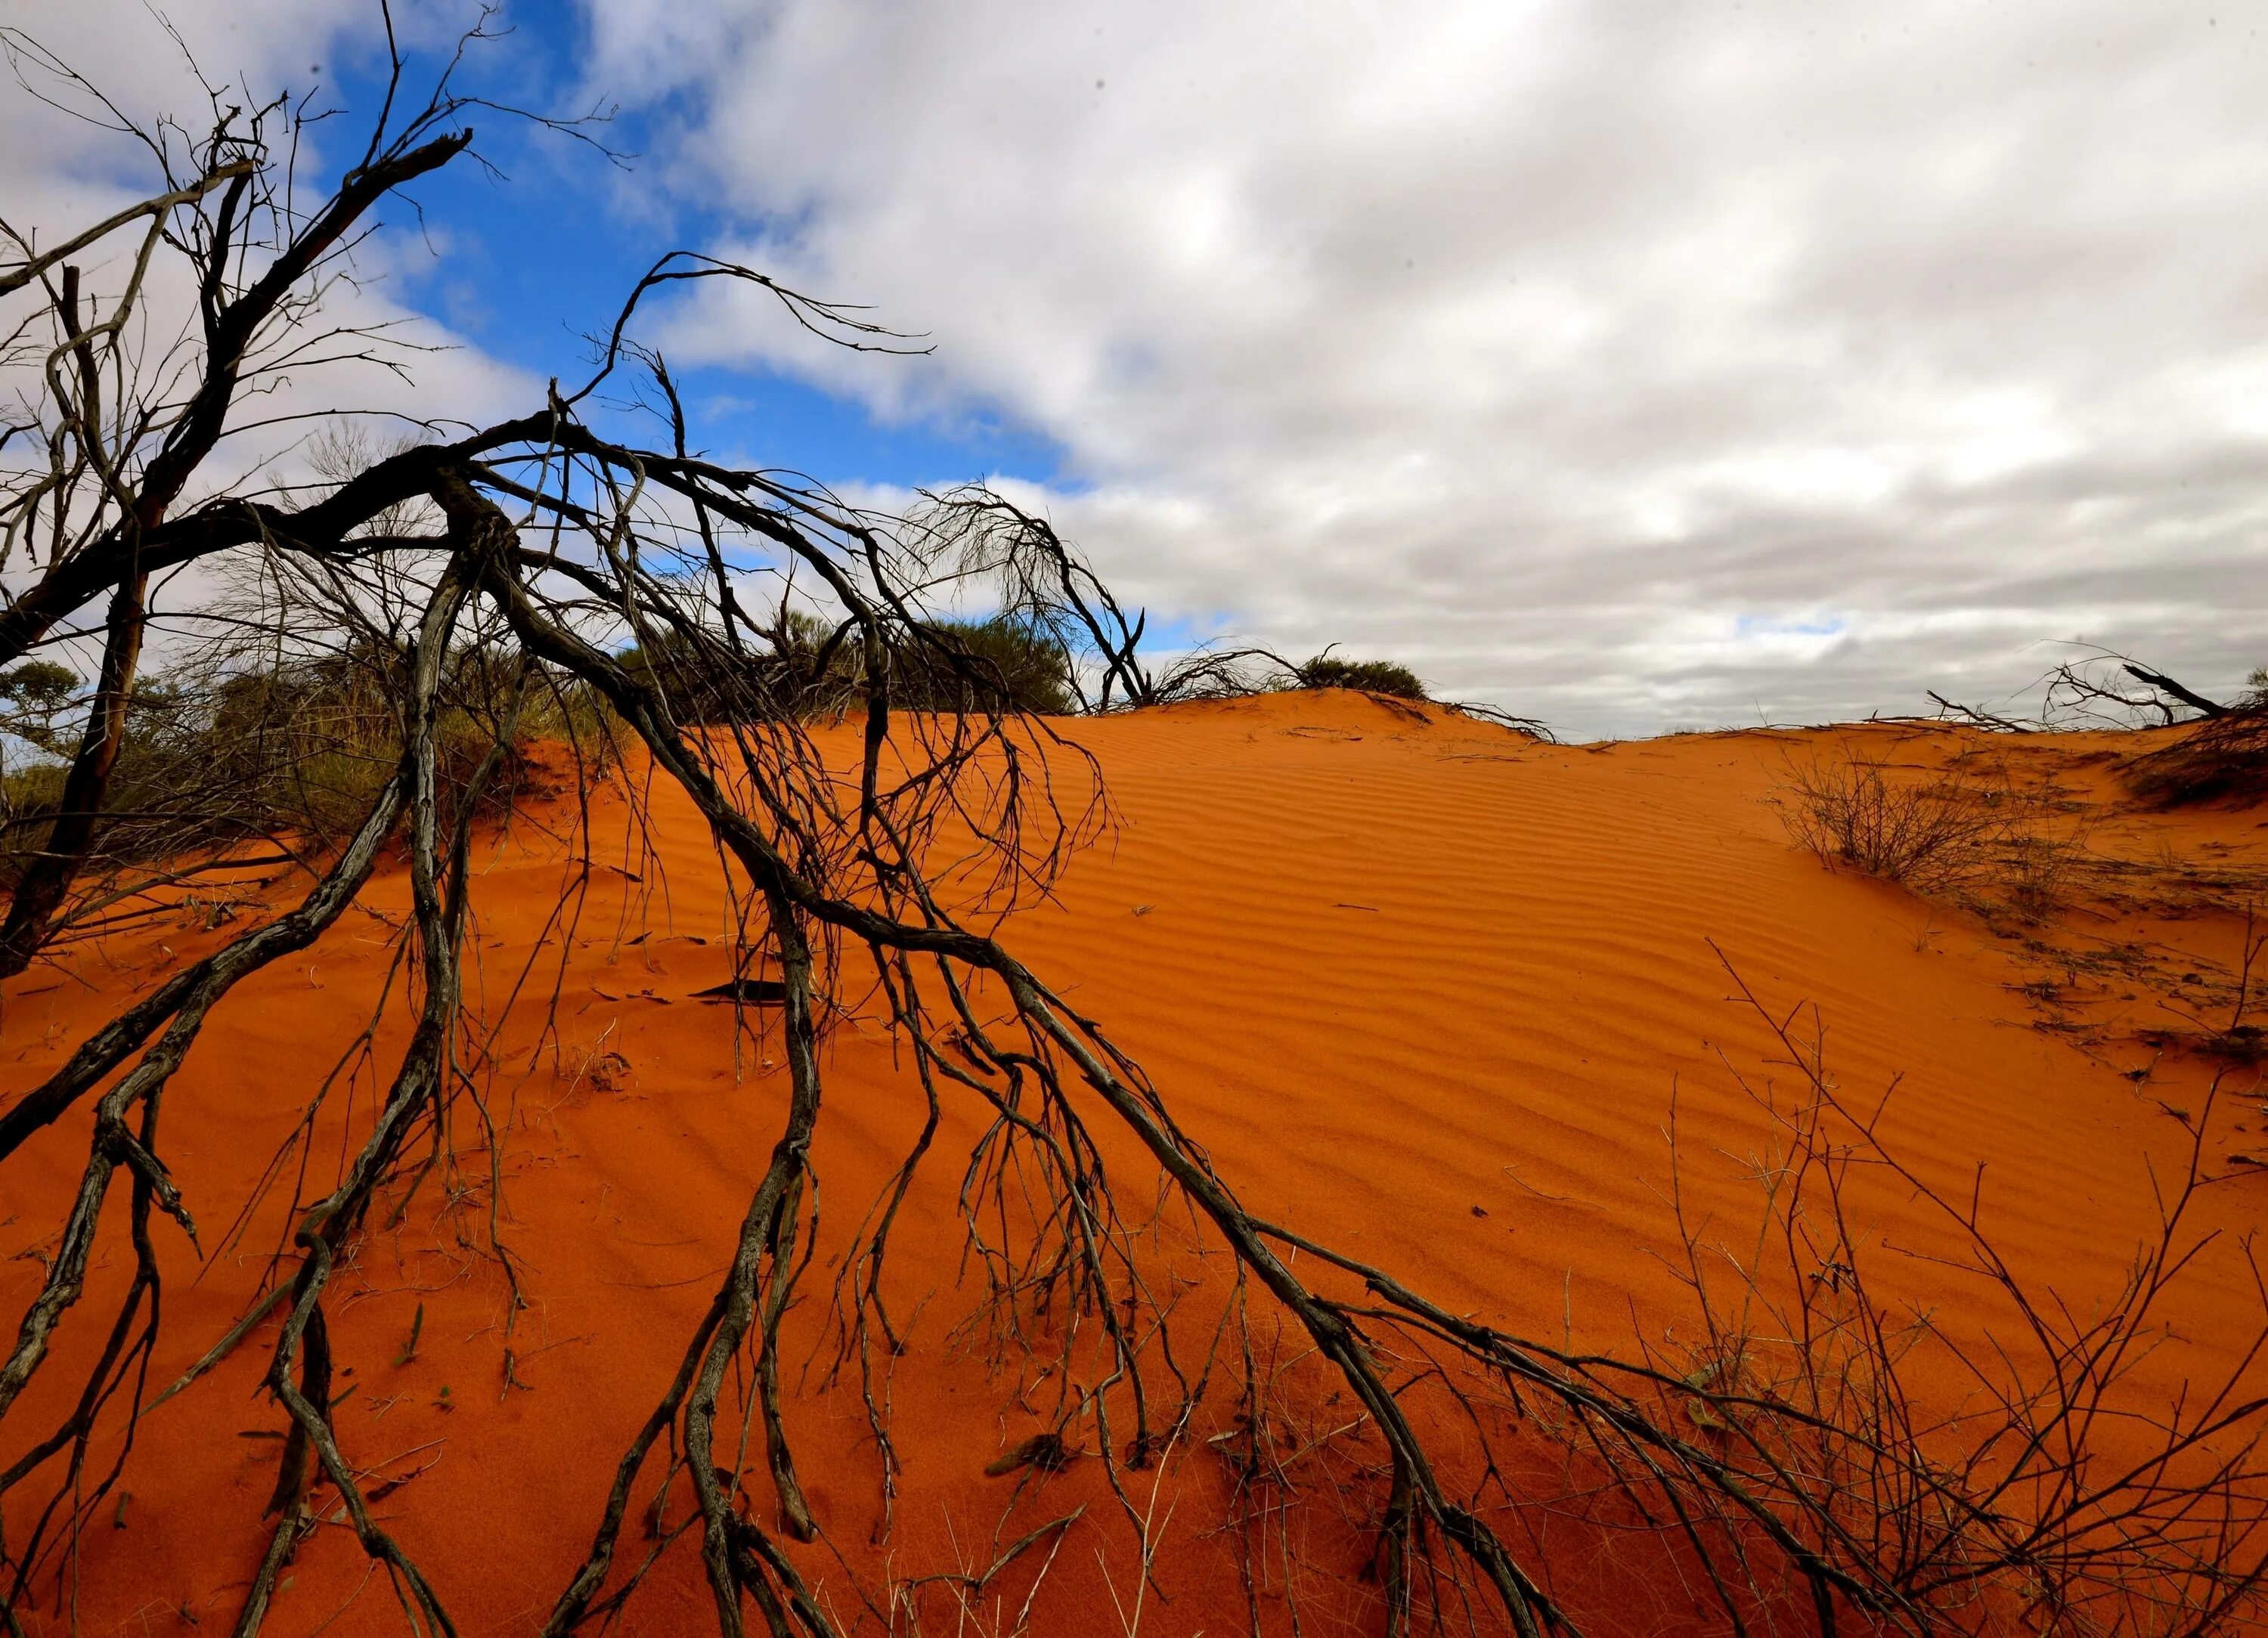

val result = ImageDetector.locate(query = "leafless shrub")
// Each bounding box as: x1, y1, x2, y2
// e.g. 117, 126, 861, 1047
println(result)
1638, 955, 2268, 1633
1774, 751, 2019, 892
1990, 829, 2088, 924
1774, 748, 2105, 933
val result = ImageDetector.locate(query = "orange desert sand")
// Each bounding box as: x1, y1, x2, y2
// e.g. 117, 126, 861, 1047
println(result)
5, 690, 2263, 1634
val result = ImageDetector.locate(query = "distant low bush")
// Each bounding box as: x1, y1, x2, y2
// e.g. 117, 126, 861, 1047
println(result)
895, 617, 1078, 715
1290, 652, 1429, 701
618, 612, 1077, 720
0, 645, 608, 894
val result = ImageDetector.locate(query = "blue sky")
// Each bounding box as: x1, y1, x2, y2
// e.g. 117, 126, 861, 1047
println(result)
330, 8, 1068, 492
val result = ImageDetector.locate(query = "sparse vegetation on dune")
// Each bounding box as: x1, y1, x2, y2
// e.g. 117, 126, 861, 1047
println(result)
2, 621, 613, 940
1771, 728, 2268, 1082
1932, 649, 2268, 812
616, 608, 1080, 721
2127, 671, 2268, 809
1773, 751, 2019, 893
1656, 957, 2268, 1636
1771, 745, 2101, 931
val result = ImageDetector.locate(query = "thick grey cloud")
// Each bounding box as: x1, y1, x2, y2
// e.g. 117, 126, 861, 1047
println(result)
6, 3, 2262, 736
586, 0, 2268, 735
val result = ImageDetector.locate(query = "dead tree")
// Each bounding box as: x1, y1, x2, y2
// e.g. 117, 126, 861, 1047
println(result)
2123, 662, 2229, 720
2038, 646, 2232, 728
0, 29, 502, 976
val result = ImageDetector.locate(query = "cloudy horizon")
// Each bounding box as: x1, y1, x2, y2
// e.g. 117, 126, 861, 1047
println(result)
5, 0, 2264, 737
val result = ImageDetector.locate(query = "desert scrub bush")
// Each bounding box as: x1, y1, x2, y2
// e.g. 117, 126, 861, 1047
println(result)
1290, 650, 1429, 700
1774, 749, 2018, 892
0, 677, 270, 894
617, 615, 844, 723
1990, 828, 2090, 924
208, 647, 617, 851
2126, 674, 2268, 808
0, 662, 79, 856
0, 644, 607, 900
1777, 748, 2105, 936
894, 615, 1080, 714
0, 763, 67, 859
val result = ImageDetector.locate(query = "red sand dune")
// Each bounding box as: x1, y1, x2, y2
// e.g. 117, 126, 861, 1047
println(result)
5, 689, 2264, 1634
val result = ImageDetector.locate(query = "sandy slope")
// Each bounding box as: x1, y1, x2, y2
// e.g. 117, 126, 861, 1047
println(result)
3, 691, 2263, 1635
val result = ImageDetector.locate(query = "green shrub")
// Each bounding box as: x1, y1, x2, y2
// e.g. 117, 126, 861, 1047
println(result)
895, 617, 1077, 715
2, 661, 82, 763
1290, 653, 1429, 701
0, 643, 609, 893
618, 613, 1076, 720
0, 763, 68, 851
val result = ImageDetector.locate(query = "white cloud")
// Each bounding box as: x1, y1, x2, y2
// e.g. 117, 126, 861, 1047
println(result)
581, 0, 2268, 735
0, 0, 538, 654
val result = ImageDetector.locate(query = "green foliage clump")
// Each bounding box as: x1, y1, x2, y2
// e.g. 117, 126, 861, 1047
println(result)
1290, 652, 1429, 701
0, 644, 610, 894
2, 661, 79, 717
4, 660, 82, 757
896, 617, 1077, 716
618, 612, 1076, 721
617, 617, 836, 724
195, 645, 590, 848
2, 663, 81, 865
